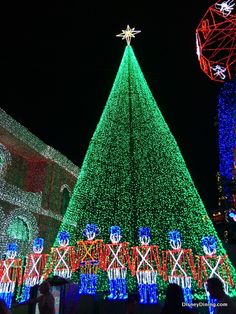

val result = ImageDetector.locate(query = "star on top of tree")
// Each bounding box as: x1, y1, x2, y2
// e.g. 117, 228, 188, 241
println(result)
116, 25, 141, 45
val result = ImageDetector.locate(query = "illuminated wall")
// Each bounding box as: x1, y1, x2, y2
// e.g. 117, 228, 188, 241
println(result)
0, 109, 79, 256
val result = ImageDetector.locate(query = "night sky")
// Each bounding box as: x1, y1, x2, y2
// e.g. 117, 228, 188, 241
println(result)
0, 1, 222, 212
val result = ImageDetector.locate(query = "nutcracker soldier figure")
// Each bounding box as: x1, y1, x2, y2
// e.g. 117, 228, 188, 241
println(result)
196, 236, 234, 314
21, 237, 48, 302
103, 226, 131, 300
48, 231, 77, 279
131, 227, 161, 304
0, 243, 22, 308
162, 230, 196, 304
77, 224, 103, 295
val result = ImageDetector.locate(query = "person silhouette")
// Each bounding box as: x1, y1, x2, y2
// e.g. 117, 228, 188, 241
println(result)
14, 281, 55, 314
160, 283, 197, 314
206, 277, 236, 314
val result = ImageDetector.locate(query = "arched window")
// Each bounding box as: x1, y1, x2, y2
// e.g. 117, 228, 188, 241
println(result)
7, 217, 29, 241
61, 187, 70, 216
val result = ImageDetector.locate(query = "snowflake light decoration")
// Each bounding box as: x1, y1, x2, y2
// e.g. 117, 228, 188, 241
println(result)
196, 0, 236, 82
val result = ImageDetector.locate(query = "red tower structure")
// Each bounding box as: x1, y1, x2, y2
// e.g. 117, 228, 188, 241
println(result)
196, 0, 236, 82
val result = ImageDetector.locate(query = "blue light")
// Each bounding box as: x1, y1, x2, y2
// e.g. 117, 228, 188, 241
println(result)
218, 79, 236, 187
79, 274, 98, 295
6, 243, 18, 259
138, 227, 150, 237
110, 225, 121, 235
58, 231, 70, 242
21, 285, 31, 302
201, 236, 217, 248
33, 237, 44, 253
168, 230, 182, 249
201, 236, 217, 256
168, 230, 181, 241
82, 224, 100, 237
7, 243, 17, 252
138, 283, 158, 304
0, 292, 14, 308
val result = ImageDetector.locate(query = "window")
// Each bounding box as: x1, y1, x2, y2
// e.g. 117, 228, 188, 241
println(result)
61, 187, 70, 216
7, 217, 29, 241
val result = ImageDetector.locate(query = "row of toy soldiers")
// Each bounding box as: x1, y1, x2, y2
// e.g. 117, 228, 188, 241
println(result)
0, 224, 234, 309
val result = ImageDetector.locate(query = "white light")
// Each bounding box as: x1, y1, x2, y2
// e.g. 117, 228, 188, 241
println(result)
211, 64, 226, 80
215, 0, 235, 17
195, 33, 201, 60
116, 25, 141, 45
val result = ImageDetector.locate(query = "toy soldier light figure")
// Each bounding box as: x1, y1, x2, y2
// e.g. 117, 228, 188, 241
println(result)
77, 224, 103, 295
21, 238, 48, 302
162, 230, 196, 304
103, 226, 131, 300
196, 236, 234, 314
131, 227, 161, 304
48, 231, 77, 279
0, 243, 22, 308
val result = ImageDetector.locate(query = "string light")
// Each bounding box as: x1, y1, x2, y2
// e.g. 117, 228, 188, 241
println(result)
218, 79, 236, 201
0, 109, 79, 257
53, 44, 236, 298
0, 109, 79, 176
0, 143, 12, 177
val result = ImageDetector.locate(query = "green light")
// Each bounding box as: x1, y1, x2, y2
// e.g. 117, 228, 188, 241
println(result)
54, 45, 236, 298
7, 217, 29, 241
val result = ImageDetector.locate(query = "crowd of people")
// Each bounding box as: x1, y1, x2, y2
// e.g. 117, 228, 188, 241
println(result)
126, 279, 236, 314
0, 278, 235, 314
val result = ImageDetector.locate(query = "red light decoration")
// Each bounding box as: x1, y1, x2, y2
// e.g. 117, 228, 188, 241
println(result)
23, 253, 49, 286
196, 0, 236, 82
47, 245, 77, 279
196, 253, 234, 289
77, 239, 103, 271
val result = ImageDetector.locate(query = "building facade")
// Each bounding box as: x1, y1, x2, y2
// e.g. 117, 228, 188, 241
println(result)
0, 108, 79, 256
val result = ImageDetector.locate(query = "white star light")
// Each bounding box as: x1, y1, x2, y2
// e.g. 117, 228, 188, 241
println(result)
116, 25, 141, 45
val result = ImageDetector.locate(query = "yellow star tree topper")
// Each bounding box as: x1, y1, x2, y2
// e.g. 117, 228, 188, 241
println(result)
116, 25, 141, 45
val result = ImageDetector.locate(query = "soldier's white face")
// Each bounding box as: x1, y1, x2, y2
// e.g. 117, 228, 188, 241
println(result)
140, 235, 150, 245
7, 250, 17, 259
59, 238, 69, 247
203, 244, 216, 256
86, 231, 96, 240
110, 233, 121, 244
33, 244, 43, 254
169, 239, 181, 249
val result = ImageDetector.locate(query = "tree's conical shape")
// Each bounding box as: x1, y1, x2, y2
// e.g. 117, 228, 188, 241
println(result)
55, 45, 236, 296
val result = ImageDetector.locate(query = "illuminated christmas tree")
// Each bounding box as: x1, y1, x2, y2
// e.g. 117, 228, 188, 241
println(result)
54, 27, 236, 298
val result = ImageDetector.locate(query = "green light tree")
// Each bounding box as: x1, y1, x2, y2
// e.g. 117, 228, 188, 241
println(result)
54, 44, 236, 298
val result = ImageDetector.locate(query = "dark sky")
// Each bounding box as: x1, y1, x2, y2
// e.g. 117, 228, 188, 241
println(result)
0, 1, 222, 212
